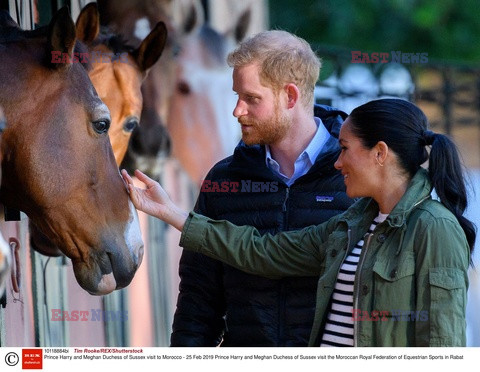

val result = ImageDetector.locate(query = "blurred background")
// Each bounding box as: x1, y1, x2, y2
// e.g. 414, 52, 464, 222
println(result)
1, 0, 479, 347
271, 0, 480, 347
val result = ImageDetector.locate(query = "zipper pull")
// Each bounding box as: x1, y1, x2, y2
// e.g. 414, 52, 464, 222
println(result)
282, 188, 290, 212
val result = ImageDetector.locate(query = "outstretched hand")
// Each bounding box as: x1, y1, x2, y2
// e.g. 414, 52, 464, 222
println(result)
121, 169, 188, 231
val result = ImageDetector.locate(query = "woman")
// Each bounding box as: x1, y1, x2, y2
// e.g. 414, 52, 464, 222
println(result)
122, 98, 475, 347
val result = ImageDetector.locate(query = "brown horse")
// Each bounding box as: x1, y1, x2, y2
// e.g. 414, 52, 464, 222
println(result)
97, 0, 174, 176
76, 3, 167, 165
0, 106, 10, 295
28, 3, 167, 258
0, 8, 143, 295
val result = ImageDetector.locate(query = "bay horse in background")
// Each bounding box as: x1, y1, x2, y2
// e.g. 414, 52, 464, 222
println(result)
97, 0, 175, 177
76, 2, 167, 165
0, 106, 10, 295
28, 2, 167, 258
0, 8, 143, 295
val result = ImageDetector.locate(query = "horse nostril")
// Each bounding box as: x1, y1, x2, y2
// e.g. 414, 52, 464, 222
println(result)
177, 80, 191, 95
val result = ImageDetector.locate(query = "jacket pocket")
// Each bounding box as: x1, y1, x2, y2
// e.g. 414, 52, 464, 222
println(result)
428, 267, 466, 346
372, 253, 415, 312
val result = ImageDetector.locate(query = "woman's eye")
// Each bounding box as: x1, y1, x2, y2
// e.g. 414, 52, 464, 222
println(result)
92, 119, 110, 134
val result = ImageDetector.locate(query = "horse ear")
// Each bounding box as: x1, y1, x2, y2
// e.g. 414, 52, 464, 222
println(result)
0, 10, 19, 28
131, 21, 167, 72
234, 8, 251, 42
177, 0, 204, 35
76, 2, 100, 43
47, 6, 76, 69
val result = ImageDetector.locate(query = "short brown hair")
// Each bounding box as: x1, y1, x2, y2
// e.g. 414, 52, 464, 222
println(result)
227, 30, 321, 108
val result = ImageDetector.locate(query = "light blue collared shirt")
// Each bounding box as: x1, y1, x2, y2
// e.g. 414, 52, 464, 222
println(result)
265, 117, 331, 186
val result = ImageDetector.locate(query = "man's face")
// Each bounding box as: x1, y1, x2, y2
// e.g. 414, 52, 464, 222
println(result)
232, 63, 291, 146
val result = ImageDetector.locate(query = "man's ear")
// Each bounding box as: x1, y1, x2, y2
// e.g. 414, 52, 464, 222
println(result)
284, 83, 299, 109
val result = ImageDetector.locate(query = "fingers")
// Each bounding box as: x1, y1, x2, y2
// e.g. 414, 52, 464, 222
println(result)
121, 169, 134, 186
134, 169, 157, 188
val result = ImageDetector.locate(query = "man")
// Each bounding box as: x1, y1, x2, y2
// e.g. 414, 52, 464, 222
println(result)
170, 30, 353, 347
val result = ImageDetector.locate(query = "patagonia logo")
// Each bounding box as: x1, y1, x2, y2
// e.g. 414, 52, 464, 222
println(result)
316, 196, 334, 202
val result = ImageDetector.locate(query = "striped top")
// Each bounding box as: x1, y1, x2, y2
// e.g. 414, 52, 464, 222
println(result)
320, 212, 388, 347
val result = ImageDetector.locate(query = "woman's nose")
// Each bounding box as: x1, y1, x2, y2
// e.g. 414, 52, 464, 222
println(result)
334, 157, 341, 170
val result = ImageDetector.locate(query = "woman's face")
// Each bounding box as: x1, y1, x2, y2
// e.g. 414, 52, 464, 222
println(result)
334, 118, 379, 198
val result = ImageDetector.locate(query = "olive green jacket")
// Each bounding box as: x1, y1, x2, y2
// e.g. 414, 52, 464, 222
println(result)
180, 169, 470, 347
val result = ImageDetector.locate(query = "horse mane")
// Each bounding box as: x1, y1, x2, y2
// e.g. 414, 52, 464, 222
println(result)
91, 26, 135, 57
0, 25, 46, 43
0, 16, 91, 70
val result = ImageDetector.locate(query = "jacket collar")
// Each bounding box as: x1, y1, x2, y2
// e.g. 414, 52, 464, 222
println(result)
385, 168, 432, 227
339, 168, 433, 228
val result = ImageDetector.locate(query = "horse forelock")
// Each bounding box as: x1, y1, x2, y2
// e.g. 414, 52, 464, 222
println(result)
92, 26, 135, 56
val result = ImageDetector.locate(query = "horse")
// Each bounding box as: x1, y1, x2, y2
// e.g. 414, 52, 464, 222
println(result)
0, 106, 10, 295
97, 0, 175, 176
166, 5, 250, 185
98, 0, 251, 184
76, 2, 167, 165
27, 3, 167, 258
0, 7, 144, 295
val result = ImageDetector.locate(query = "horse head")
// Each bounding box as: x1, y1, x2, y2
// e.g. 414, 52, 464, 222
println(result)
29, 3, 167, 259
166, 3, 251, 185
0, 8, 144, 295
76, 2, 167, 165
96, 0, 175, 177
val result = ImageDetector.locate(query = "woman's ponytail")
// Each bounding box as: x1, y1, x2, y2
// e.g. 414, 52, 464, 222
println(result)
428, 133, 476, 254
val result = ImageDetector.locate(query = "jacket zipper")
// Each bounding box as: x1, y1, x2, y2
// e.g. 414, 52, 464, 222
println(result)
353, 232, 374, 347
282, 187, 290, 228
317, 228, 352, 346
279, 187, 290, 345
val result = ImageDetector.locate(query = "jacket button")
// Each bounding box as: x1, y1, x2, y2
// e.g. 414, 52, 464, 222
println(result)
331, 249, 337, 257
377, 234, 386, 243
390, 268, 398, 279
362, 285, 369, 295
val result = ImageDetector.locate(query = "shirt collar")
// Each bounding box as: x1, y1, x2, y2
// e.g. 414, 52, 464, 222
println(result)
265, 117, 330, 167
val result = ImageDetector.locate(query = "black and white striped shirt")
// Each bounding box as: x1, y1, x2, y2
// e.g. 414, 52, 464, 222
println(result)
320, 212, 388, 347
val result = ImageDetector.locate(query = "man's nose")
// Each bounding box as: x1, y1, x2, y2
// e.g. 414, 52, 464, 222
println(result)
233, 100, 246, 118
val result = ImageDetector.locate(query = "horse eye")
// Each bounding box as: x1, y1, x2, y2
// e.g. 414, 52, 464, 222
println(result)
177, 81, 191, 95
92, 119, 110, 134
123, 119, 138, 133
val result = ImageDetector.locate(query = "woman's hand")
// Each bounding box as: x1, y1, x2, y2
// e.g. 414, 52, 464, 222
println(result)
121, 169, 188, 231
